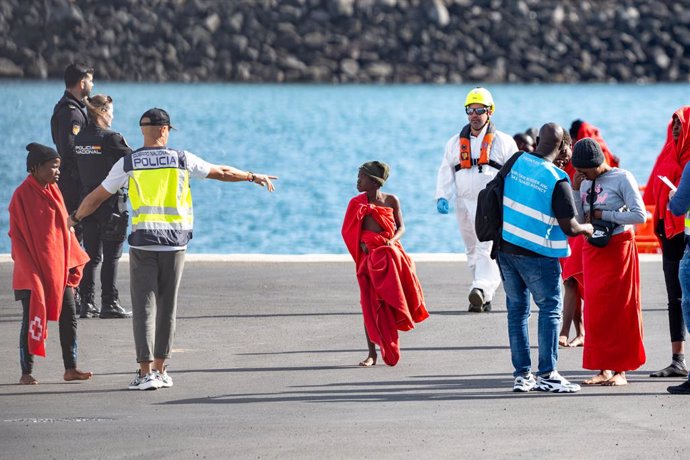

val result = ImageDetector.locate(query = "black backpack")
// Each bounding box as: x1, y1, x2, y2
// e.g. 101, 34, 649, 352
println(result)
475, 152, 523, 258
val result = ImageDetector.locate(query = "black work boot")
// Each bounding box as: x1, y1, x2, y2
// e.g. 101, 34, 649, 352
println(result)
79, 294, 100, 319
99, 298, 132, 319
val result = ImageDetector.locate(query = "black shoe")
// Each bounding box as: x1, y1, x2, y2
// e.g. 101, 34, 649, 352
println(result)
99, 299, 132, 319
482, 302, 492, 312
468, 288, 484, 312
667, 380, 690, 394
650, 363, 689, 378
79, 302, 100, 319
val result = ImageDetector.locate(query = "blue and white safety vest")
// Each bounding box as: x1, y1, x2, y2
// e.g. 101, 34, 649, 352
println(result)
502, 154, 570, 258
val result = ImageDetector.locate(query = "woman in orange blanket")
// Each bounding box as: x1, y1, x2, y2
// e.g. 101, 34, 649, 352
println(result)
341, 161, 428, 366
644, 107, 690, 378
9, 143, 91, 384
572, 139, 647, 386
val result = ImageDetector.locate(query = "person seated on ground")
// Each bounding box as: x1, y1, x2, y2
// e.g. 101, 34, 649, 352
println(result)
341, 161, 428, 367
554, 131, 585, 348
514, 132, 535, 153
8, 143, 91, 385
572, 139, 646, 386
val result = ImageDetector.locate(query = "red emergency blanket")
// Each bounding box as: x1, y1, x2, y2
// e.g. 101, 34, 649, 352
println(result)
342, 193, 428, 366
643, 106, 690, 239
582, 231, 645, 371
564, 121, 619, 181
8, 175, 89, 357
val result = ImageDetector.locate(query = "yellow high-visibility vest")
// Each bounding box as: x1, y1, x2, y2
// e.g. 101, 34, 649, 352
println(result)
123, 147, 193, 247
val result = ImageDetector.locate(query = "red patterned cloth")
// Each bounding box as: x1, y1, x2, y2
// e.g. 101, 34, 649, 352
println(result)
582, 231, 645, 371
8, 175, 89, 356
342, 193, 428, 366
643, 106, 690, 239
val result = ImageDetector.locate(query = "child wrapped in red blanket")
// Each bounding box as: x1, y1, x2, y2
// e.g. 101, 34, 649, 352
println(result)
341, 161, 428, 366
9, 143, 91, 385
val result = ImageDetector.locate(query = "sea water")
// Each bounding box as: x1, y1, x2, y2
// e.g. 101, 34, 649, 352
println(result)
0, 82, 687, 254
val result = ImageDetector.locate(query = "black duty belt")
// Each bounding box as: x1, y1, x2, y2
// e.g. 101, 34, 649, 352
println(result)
454, 159, 503, 172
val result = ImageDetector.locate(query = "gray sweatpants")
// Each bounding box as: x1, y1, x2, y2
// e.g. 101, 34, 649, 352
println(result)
129, 248, 186, 363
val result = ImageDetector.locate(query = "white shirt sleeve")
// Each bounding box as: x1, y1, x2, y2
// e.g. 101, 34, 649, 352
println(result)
183, 151, 214, 179
100, 158, 129, 194
435, 136, 457, 200
491, 131, 519, 165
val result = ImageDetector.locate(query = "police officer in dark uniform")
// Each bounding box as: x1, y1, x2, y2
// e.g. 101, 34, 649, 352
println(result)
74, 94, 132, 319
51, 63, 94, 221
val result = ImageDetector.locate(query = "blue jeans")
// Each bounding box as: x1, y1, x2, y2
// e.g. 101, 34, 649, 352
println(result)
498, 252, 563, 377
679, 246, 690, 339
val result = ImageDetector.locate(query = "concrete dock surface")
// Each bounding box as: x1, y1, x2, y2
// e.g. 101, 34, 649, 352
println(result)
1, 256, 688, 459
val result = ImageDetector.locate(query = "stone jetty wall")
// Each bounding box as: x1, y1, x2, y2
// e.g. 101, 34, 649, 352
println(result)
1, 0, 688, 83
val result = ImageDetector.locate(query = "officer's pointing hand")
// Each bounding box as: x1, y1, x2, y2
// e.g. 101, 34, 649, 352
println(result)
253, 174, 278, 192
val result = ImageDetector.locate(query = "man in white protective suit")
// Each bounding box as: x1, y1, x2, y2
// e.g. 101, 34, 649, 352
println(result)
435, 87, 518, 312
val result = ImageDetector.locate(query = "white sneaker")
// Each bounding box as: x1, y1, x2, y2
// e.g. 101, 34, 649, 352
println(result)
157, 369, 173, 388
128, 370, 145, 390
513, 373, 536, 392
535, 371, 581, 393
134, 371, 163, 391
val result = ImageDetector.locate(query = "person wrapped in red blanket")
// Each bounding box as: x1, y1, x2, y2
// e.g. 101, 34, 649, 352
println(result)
9, 143, 91, 385
342, 161, 428, 366
643, 107, 690, 378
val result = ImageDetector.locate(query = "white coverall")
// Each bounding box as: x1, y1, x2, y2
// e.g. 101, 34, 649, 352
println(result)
435, 123, 518, 302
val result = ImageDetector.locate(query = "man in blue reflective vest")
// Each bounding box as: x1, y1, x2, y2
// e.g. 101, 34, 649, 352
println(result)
499, 122, 593, 394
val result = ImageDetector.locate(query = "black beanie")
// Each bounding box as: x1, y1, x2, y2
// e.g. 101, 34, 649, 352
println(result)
572, 138, 605, 169
26, 143, 59, 172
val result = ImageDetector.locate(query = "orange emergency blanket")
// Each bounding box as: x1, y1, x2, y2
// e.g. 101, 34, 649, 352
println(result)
643, 106, 690, 239
582, 231, 645, 371
8, 175, 89, 356
341, 193, 428, 366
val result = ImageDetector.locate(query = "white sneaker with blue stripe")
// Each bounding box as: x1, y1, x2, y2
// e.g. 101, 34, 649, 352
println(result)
513, 373, 536, 392
535, 371, 581, 393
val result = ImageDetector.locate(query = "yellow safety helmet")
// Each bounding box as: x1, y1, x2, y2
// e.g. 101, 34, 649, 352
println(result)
464, 87, 495, 113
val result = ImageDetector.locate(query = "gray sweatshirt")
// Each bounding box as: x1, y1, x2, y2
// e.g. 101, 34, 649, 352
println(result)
574, 168, 647, 235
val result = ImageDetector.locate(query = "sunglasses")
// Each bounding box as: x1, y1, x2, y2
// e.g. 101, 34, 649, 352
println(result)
465, 107, 489, 115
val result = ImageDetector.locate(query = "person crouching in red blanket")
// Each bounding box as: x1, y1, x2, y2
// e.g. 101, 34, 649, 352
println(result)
9, 143, 91, 385
341, 161, 428, 367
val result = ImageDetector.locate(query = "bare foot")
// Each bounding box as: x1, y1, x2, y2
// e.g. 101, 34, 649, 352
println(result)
359, 356, 377, 367
583, 370, 613, 385
19, 374, 38, 385
601, 372, 628, 386
558, 335, 569, 347
64, 368, 93, 381
568, 335, 585, 347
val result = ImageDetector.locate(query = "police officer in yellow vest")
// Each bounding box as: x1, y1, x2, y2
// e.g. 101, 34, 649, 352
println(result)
68, 108, 277, 390
435, 87, 518, 312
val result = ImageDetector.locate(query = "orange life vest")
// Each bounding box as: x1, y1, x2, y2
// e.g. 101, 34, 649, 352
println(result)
458, 122, 495, 170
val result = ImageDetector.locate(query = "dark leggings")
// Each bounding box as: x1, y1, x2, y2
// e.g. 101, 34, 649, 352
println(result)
19, 287, 78, 374
659, 223, 686, 343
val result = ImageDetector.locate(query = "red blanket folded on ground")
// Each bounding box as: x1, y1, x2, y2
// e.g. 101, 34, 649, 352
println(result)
582, 231, 645, 371
643, 106, 690, 239
564, 121, 619, 181
8, 175, 89, 357
342, 193, 428, 366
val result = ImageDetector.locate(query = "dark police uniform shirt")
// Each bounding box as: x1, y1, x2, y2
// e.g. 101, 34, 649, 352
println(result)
51, 91, 88, 212
74, 124, 132, 222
